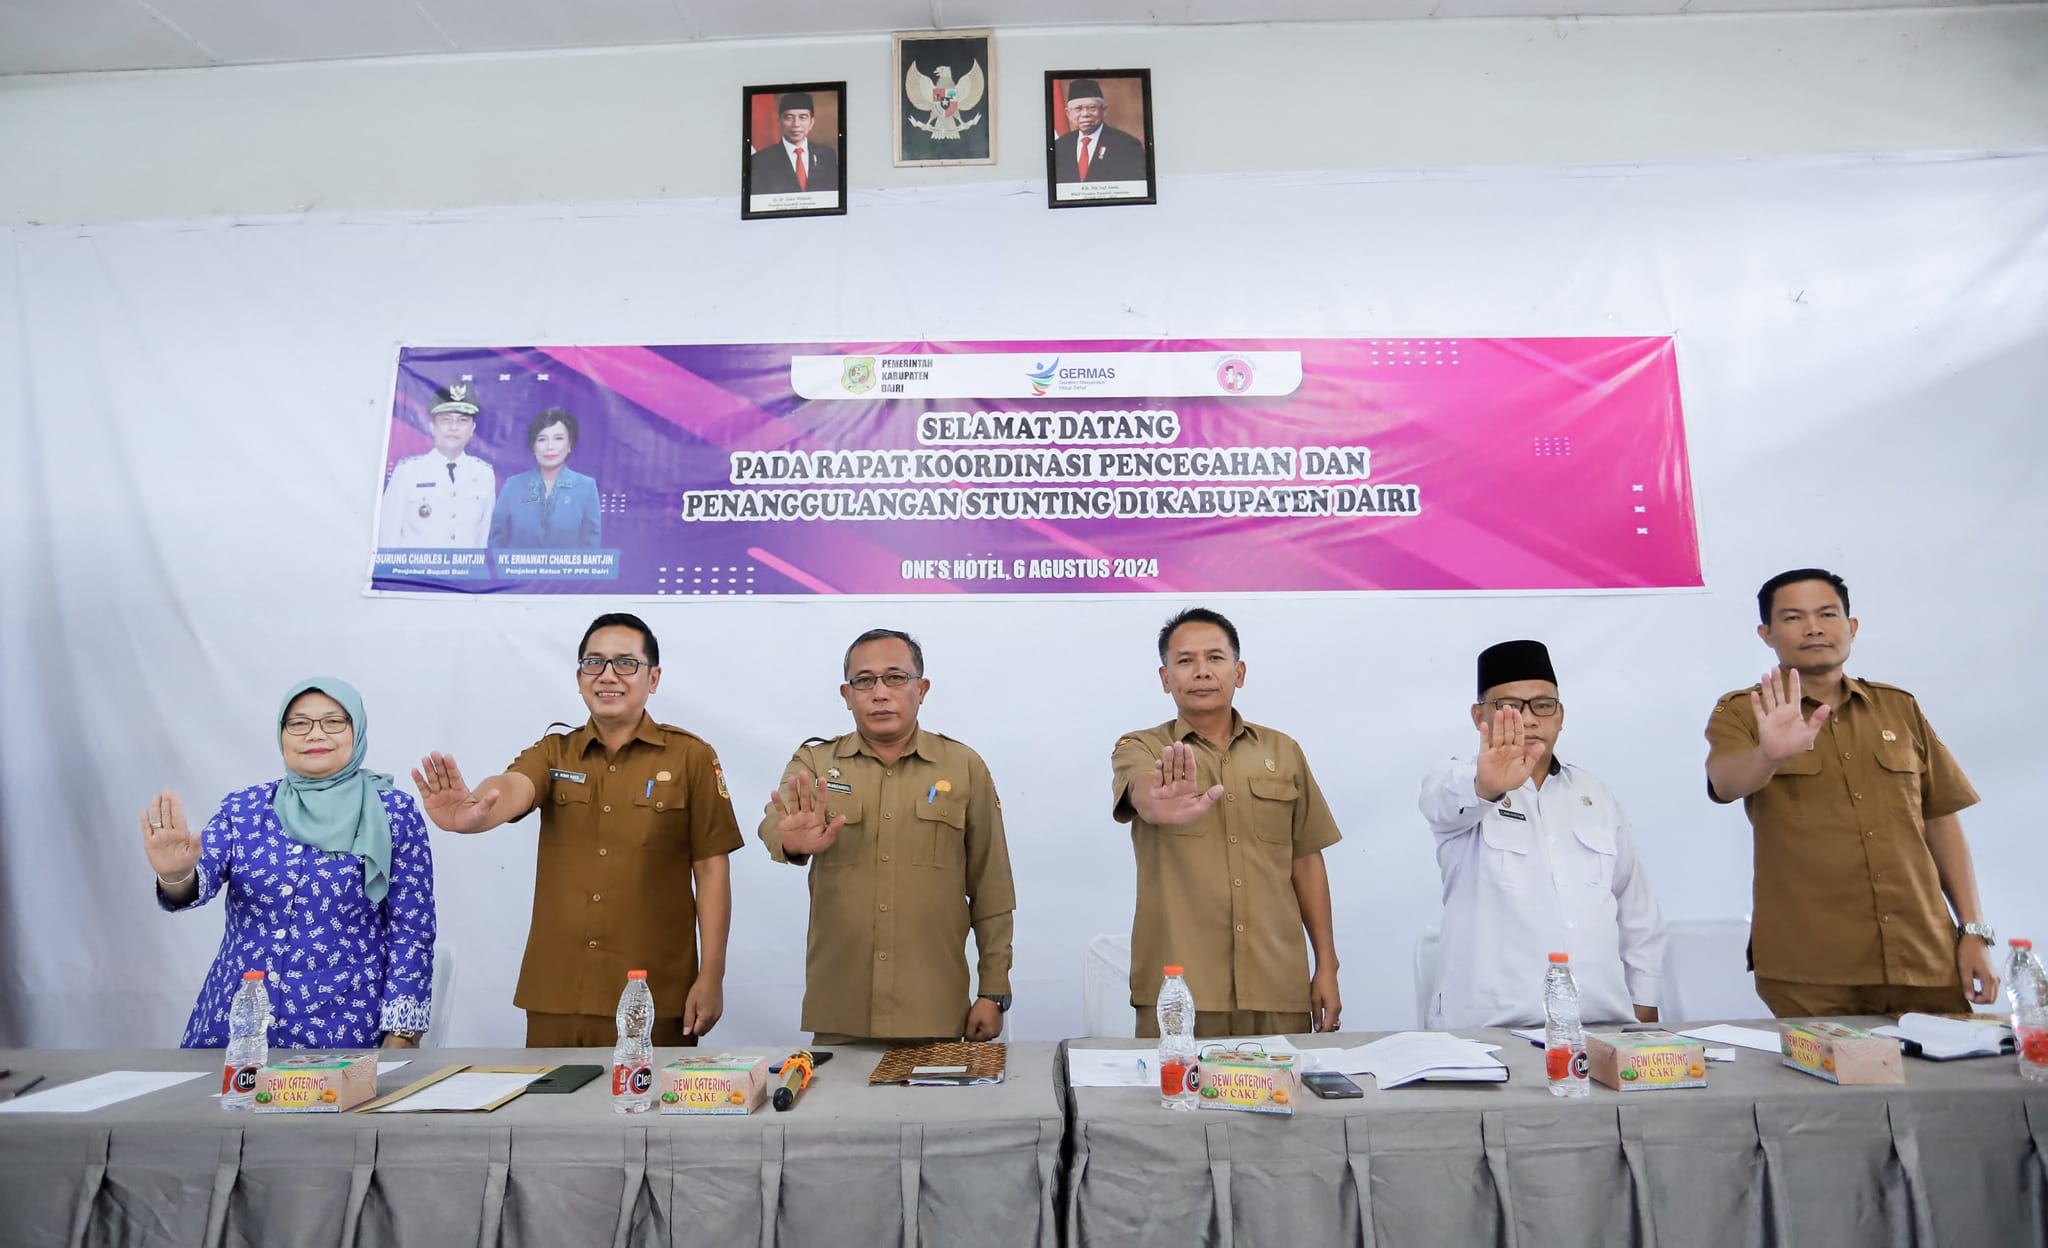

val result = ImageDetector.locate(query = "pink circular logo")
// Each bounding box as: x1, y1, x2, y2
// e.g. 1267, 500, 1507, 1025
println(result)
1216, 357, 1254, 394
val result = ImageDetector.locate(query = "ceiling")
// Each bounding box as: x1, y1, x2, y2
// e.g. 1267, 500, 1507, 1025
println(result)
0, 0, 2021, 76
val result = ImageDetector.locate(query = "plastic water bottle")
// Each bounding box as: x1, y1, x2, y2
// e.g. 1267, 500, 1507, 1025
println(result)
1543, 953, 1588, 1099
2005, 939, 2048, 1084
222, 970, 271, 1110
1156, 964, 1198, 1111
612, 970, 656, 1114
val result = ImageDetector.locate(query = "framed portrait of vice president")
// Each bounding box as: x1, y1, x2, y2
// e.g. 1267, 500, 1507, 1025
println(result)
1045, 70, 1156, 209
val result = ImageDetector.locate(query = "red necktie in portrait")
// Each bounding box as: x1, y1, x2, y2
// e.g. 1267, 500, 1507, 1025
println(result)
794, 146, 808, 191
1077, 134, 1092, 182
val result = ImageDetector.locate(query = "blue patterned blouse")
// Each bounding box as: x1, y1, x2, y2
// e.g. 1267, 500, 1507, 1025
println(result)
162, 782, 437, 1048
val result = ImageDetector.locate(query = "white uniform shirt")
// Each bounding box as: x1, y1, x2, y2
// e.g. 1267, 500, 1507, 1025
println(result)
1420, 758, 1666, 1029
377, 451, 495, 548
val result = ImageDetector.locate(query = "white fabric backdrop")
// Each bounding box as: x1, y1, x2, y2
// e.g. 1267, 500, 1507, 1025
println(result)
2, 151, 2044, 1047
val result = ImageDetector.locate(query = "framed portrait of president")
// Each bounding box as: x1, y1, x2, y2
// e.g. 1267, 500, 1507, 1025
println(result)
1045, 70, 1157, 209
742, 81, 847, 220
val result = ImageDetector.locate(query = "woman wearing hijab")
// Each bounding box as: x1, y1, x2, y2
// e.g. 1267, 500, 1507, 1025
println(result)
487, 407, 602, 550
141, 679, 437, 1049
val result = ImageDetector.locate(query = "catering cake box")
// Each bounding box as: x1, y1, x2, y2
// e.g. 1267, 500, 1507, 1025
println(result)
253, 1053, 378, 1112
1585, 1030, 1708, 1091
659, 1055, 769, 1114
1190, 1047, 1300, 1115
1779, 1020, 1904, 1085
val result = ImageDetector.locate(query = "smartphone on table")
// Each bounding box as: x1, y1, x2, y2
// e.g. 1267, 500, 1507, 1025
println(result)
1302, 1071, 1365, 1099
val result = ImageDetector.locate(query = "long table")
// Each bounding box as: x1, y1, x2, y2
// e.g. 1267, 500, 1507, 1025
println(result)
1061, 1025, 2048, 1247
0, 1044, 1062, 1248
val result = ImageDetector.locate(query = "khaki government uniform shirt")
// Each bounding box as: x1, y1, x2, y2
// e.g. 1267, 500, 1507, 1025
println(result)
507, 714, 744, 1018
1112, 714, 1341, 1013
758, 728, 1016, 1038
1705, 677, 1979, 986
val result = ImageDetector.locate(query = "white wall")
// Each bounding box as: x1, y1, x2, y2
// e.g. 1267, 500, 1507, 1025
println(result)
1, 7, 2045, 225
1, 12, 2045, 1050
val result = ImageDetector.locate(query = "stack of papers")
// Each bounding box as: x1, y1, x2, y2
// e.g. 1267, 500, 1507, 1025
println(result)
1873, 1013, 2012, 1060
0, 1071, 207, 1114
1677, 1025, 1784, 1054
1326, 1032, 1508, 1089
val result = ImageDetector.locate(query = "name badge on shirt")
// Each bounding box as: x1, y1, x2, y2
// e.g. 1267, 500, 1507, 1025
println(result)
825, 781, 853, 794
1498, 809, 1529, 822
550, 768, 587, 784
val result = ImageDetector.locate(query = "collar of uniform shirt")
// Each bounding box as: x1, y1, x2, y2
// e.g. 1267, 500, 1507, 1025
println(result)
570, 712, 665, 755
843, 728, 937, 763
1171, 711, 1254, 747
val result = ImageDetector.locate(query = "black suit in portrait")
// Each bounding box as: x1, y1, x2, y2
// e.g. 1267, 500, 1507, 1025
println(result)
1052, 125, 1147, 185
751, 143, 840, 195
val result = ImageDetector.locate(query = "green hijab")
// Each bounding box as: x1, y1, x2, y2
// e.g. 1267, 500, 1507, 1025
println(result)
273, 678, 394, 905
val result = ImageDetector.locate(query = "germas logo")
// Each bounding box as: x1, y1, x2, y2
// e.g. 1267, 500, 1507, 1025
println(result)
1027, 358, 1058, 396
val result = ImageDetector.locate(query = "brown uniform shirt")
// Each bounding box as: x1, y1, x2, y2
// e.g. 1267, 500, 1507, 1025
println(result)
1112, 714, 1341, 1013
506, 714, 743, 1018
758, 729, 1016, 1038
1705, 677, 1979, 986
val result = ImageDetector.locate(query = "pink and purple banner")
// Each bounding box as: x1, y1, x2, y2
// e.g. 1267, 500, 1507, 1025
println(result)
368, 338, 1699, 596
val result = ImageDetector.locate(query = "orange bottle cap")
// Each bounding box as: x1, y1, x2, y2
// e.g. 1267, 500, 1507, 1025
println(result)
242, 970, 267, 980
1548, 952, 1569, 963
627, 970, 648, 980
1163, 965, 1184, 976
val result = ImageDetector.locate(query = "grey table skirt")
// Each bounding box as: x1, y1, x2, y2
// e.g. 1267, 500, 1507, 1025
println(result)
1061, 1025, 2048, 1248
0, 1044, 1062, 1248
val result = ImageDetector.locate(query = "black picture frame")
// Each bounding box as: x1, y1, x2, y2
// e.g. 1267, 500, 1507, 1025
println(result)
741, 81, 848, 221
1045, 69, 1157, 209
894, 30, 996, 167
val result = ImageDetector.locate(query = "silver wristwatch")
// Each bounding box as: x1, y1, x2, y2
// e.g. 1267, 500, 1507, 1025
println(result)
1961, 921, 1996, 946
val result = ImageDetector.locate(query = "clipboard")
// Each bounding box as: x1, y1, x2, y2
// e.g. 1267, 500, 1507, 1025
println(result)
357, 1064, 549, 1113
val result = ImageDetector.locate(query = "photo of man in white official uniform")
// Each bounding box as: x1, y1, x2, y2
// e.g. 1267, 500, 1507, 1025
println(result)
378, 381, 496, 549
1419, 639, 1667, 1029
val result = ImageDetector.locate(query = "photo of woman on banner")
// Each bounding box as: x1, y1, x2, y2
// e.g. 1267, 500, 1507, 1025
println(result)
489, 407, 603, 550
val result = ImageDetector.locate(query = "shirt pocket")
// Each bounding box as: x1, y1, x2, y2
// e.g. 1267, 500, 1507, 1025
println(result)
1246, 776, 1299, 845
631, 783, 688, 846
1771, 748, 1824, 778
1873, 736, 1924, 810
1481, 816, 1536, 889
1569, 817, 1618, 893
912, 793, 967, 869
815, 796, 865, 869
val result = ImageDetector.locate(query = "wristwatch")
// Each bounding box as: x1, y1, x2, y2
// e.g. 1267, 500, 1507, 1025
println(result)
385, 1030, 424, 1042
977, 994, 1012, 1013
1961, 922, 1997, 946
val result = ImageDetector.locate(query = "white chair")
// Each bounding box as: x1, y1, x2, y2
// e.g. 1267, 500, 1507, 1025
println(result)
421, 944, 454, 1049
1413, 926, 1442, 1029
1659, 917, 1767, 1023
1082, 932, 1136, 1038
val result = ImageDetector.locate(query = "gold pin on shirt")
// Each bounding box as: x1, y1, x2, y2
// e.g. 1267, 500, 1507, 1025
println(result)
828, 767, 842, 779
1881, 730, 1897, 742
935, 780, 953, 793
1581, 795, 1594, 806
1265, 759, 1276, 772
656, 771, 672, 783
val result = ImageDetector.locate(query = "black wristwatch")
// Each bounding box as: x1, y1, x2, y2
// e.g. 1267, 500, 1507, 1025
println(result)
978, 994, 1012, 1013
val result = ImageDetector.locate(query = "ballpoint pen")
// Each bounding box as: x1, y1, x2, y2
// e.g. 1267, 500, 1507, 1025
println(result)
10, 1076, 44, 1099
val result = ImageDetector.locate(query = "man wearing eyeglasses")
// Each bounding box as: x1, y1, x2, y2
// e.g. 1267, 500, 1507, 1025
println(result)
758, 629, 1016, 1046
1419, 639, 1667, 1029
377, 381, 496, 549
414, 612, 742, 1047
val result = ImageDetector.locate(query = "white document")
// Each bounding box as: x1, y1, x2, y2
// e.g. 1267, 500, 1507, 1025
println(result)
377, 1060, 410, 1074
1705, 1047, 1738, 1063
1341, 1032, 1508, 1089
1678, 1025, 1783, 1053
1067, 1048, 1161, 1089
1873, 1013, 2011, 1059
0, 1071, 207, 1114
369, 1071, 537, 1112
